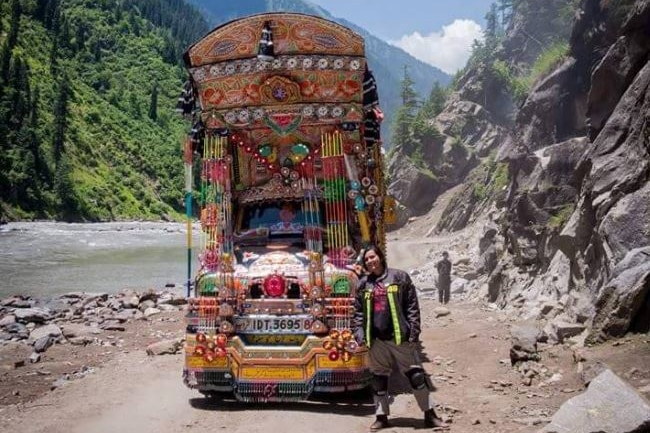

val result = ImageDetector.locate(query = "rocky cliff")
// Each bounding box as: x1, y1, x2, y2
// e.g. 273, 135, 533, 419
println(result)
392, 0, 650, 342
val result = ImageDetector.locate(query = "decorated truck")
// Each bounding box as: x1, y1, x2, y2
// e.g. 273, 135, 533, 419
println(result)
178, 12, 394, 402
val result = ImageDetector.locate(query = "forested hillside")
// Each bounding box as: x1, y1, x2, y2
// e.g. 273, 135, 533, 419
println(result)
0, 0, 208, 221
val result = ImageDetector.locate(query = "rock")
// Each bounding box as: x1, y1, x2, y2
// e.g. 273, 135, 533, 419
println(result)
143, 307, 161, 318
3, 322, 29, 339
121, 296, 140, 309
33, 336, 54, 353
29, 352, 41, 363
157, 293, 187, 306
113, 309, 143, 322
0, 342, 32, 369
100, 321, 125, 331
13, 307, 51, 323
68, 336, 93, 346
551, 320, 586, 343
138, 299, 156, 312
0, 314, 16, 327
589, 247, 650, 341
579, 360, 609, 387
433, 307, 451, 318
2, 297, 33, 308
29, 324, 63, 342
510, 324, 541, 364
539, 369, 650, 433
60, 323, 103, 339
146, 339, 182, 356
450, 278, 469, 294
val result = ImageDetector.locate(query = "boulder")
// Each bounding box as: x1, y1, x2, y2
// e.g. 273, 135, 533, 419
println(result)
539, 369, 650, 433
13, 307, 51, 323
510, 324, 541, 364
146, 339, 182, 356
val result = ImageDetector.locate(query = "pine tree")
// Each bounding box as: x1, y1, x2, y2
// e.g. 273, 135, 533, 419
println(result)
8, 0, 21, 50
52, 73, 70, 163
0, 41, 11, 86
49, 4, 62, 72
148, 83, 158, 121
399, 65, 418, 110
485, 3, 499, 41
54, 154, 78, 220
421, 82, 447, 119
390, 66, 420, 150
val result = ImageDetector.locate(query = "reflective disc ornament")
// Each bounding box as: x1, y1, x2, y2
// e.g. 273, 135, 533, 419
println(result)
216, 333, 228, 348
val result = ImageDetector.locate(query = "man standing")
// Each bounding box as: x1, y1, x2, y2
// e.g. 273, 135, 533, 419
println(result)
353, 246, 445, 431
436, 251, 452, 304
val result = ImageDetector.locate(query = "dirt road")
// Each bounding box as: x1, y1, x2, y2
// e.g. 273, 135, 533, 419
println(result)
1, 236, 648, 433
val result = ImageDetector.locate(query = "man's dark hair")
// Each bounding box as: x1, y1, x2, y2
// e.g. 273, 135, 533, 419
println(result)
362, 245, 387, 270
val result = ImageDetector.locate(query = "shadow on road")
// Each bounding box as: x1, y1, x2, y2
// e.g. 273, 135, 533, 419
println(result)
189, 390, 374, 415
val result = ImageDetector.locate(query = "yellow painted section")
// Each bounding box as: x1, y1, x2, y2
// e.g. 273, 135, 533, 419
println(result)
244, 334, 306, 345
241, 366, 304, 380
306, 359, 316, 378
186, 356, 228, 369
317, 354, 365, 369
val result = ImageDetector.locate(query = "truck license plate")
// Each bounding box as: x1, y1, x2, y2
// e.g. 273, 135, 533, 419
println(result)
233, 315, 311, 334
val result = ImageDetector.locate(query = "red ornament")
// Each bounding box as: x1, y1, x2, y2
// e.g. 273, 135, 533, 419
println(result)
328, 350, 340, 361
263, 275, 286, 297
216, 333, 228, 348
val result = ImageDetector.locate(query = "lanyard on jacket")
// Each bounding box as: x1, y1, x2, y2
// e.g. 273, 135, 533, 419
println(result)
363, 283, 402, 347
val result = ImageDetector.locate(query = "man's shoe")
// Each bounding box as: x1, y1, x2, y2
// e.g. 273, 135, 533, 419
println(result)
369, 415, 390, 431
424, 409, 446, 428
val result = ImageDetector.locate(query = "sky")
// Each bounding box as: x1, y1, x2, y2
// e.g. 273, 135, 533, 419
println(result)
308, 0, 494, 74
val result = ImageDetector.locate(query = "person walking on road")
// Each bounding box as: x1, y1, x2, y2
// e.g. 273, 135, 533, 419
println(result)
436, 251, 452, 304
353, 245, 446, 431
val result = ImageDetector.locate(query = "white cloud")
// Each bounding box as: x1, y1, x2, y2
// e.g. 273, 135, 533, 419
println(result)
390, 19, 484, 75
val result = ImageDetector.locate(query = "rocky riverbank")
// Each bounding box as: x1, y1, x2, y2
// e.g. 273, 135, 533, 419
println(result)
0, 289, 187, 405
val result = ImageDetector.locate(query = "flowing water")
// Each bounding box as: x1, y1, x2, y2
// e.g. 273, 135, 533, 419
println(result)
0, 222, 196, 299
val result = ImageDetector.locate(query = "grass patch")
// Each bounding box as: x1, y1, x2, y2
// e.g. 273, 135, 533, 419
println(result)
549, 204, 575, 229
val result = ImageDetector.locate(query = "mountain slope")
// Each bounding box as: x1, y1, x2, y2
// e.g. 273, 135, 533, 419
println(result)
0, 0, 209, 221
392, 0, 650, 342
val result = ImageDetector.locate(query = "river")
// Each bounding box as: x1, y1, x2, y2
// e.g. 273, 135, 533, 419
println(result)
0, 222, 195, 299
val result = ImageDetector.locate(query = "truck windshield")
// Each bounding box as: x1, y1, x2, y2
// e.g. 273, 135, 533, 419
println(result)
240, 202, 312, 233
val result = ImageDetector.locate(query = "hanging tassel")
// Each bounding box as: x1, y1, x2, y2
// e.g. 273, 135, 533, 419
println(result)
257, 21, 275, 61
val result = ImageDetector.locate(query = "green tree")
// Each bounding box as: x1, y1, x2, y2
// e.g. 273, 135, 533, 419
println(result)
7, 0, 21, 51
52, 73, 71, 163
421, 82, 447, 118
399, 65, 418, 109
54, 154, 78, 220
391, 66, 419, 149
148, 83, 158, 121
485, 3, 500, 42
